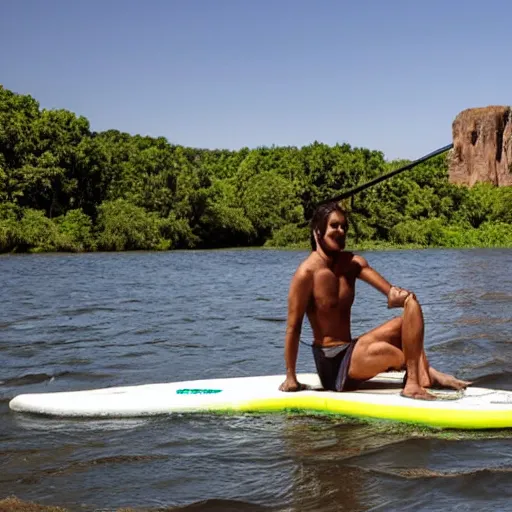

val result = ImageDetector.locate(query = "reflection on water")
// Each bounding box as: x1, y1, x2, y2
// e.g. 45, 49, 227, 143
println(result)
1, 248, 512, 511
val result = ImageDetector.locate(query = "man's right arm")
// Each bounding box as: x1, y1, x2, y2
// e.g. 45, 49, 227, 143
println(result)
279, 266, 314, 392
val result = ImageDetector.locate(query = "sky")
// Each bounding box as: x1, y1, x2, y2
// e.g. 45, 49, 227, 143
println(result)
1, 0, 511, 160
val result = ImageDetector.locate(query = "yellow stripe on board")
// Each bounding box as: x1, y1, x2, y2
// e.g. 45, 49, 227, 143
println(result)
205, 396, 512, 430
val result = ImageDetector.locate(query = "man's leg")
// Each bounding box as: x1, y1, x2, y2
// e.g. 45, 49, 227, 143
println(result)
408, 296, 471, 390
348, 296, 469, 399
426, 359, 472, 390
400, 295, 435, 399
347, 310, 435, 399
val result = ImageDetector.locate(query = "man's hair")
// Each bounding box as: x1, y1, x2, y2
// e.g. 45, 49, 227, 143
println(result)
310, 202, 348, 250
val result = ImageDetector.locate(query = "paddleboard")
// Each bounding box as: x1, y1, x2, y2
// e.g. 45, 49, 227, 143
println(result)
9, 372, 512, 429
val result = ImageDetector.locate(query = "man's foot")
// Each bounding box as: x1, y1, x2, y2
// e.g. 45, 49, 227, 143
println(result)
428, 368, 472, 390
401, 383, 436, 400
418, 370, 432, 388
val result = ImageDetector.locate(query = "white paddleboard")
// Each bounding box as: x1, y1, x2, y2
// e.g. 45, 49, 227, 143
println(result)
9, 372, 512, 429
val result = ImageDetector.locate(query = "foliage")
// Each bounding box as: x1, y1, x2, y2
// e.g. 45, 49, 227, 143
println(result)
54, 209, 95, 252
1, 84, 511, 253
264, 223, 310, 248
95, 199, 169, 251
16, 209, 62, 253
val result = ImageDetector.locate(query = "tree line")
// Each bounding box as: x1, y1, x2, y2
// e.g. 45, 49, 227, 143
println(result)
1, 84, 511, 253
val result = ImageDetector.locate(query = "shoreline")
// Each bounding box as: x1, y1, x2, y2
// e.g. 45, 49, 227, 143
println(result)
1, 243, 512, 257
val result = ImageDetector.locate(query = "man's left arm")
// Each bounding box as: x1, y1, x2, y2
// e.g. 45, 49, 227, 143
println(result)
353, 254, 414, 308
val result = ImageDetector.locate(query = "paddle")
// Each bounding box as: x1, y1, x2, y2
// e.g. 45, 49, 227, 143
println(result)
317, 143, 454, 205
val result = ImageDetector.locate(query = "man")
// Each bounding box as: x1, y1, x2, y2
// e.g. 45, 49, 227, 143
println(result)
279, 201, 470, 400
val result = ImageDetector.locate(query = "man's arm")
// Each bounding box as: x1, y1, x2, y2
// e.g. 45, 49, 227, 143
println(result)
279, 266, 313, 391
353, 254, 413, 308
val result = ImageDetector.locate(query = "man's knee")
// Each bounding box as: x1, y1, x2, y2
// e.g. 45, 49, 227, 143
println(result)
404, 293, 418, 306
403, 293, 425, 319
392, 351, 405, 369
382, 317, 403, 345
390, 316, 403, 332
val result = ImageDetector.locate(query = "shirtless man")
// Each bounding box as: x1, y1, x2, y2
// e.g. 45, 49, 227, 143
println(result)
279, 202, 470, 400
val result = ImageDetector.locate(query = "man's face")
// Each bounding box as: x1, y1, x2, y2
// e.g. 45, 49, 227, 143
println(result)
321, 211, 348, 252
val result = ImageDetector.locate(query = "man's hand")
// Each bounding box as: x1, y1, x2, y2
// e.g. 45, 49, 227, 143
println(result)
279, 375, 306, 392
387, 286, 415, 308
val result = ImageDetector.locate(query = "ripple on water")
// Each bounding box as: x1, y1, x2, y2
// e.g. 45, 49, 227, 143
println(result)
1, 249, 512, 511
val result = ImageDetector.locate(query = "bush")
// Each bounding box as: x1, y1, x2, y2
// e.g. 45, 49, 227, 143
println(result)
16, 209, 61, 252
0, 203, 19, 252
265, 223, 309, 248
95, 199, 169, 251
389, 218, 446, 246
54, 209, 95, 251
434, 221, 512, 248
160, 212, 198, 249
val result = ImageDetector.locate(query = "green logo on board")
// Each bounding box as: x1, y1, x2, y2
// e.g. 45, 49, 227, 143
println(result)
176, 389, 222, 395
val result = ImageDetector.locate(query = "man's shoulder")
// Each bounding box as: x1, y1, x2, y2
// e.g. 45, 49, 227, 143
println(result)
295, 256, 316, 275
336, 252, 370, 277
294, 254, 322, 279
348, 252, 369, 268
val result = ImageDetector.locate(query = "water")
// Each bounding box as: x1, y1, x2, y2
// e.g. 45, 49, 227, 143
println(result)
1, 248, 512, 511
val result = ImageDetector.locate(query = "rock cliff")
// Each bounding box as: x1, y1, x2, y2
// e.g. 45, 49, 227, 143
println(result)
449, 106, 512, 186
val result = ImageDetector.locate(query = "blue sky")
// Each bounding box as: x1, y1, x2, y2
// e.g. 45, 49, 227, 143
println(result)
1, 0, 511, 160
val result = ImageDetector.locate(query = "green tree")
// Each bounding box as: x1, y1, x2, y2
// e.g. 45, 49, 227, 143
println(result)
241, 171, 303, 243
54, 209, 95, 252
96, 199, 169, 251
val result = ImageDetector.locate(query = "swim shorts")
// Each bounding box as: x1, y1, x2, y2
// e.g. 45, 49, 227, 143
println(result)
312, 339, 360, 392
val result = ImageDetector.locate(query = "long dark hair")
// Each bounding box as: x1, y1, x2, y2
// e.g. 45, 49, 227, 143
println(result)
310, 202, 348, 250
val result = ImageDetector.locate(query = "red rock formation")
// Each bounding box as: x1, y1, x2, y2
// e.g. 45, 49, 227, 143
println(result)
449, 106, 512, 186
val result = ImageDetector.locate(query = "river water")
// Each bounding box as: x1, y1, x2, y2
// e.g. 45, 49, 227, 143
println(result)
1, 248, 511, 511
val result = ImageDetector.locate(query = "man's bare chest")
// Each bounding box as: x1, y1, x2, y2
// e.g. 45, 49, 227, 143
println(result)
311, 270, 355, 311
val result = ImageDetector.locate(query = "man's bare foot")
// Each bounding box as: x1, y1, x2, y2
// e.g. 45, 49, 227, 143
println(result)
428, 368, 472, 390
403, 368, 433, 388
402, 383, 436, 400
418, 371, 432, 388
